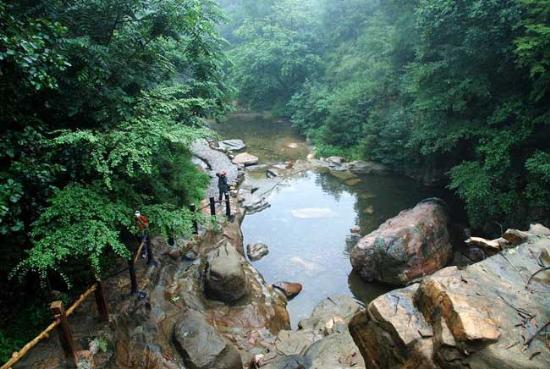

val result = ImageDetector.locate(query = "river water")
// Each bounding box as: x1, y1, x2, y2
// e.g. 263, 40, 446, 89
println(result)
213, 112, 450, 326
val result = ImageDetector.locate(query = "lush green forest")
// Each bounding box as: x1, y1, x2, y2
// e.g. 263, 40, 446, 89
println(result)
0, 0, 549, 363
0, 0, 230, 360
222, 0, 550, 229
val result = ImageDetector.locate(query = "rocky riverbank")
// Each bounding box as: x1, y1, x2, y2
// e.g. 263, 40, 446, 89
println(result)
12, 138, 549, 369
349, 225, 550, 369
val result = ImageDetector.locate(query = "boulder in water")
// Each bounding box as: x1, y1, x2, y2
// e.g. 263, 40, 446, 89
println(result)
173, 310, 243, 369
232, 152, 259, 166
272, 282, 302, 300
350, 198, 452, 285
219, 139, 246, 152
348, 160, 389, 175
205, 241, 248, 302
247, 242, 269, 261
349, 232, 550, 368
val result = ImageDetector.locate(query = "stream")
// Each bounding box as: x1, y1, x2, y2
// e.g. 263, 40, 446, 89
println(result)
213, 112, 452, 327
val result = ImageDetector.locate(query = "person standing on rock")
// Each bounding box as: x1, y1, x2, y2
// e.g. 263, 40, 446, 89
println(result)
216, 171, 230, 203
135, 210, 155, 265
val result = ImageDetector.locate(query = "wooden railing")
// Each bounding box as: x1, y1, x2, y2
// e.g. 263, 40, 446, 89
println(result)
0, 197, 231, 369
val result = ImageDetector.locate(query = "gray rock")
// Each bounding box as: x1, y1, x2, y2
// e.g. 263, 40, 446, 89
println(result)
205, 242, 248, 302
261, 355, 311, 369
247, 242, 269, 261
219, 139, 246, 152
298, 295, 362, 332
232, 152, 259, 166
348, 160, 389, 175
266, 168, 280, 178
173, 310, 243, 369
326, 156, 344, 165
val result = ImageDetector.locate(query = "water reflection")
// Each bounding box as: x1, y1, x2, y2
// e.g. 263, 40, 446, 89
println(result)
212, 112, 310, 162
215, 113, 456, 327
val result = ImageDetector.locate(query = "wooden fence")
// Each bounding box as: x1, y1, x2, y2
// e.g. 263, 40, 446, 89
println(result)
0, 196, 233, 369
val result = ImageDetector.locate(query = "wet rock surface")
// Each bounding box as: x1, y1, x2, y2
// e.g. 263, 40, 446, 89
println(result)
219, 139, 246, 152
349, 230, 550, 369
173, 310, 243, 369
233, 152, 259, 166
350, 198, 452, 285
263, 296, 365, 369
247, 242, 269, 261
272, 282, 303, 300
205, 241, 249, 302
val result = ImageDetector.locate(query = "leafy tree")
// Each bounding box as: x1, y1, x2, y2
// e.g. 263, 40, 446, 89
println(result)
0, 0, 230, 361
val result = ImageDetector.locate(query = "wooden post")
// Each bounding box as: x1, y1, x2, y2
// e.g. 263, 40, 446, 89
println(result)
190, 204, 198, 234
225, 196, 231, 217
128, 258, 138, 295
145, 235, 156, 266
94, 281, 109, 322
50, 301, 77, 367
209, 197, 216, 216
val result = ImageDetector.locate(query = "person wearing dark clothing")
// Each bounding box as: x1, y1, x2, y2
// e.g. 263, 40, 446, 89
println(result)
216, 171, 230, 202
135, 210, 155, 265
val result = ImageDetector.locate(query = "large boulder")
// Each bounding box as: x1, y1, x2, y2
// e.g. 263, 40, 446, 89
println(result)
205, 241, 248, 302
350, 198, 452, 285
349, 232, 550, 369
173, 310, 243, 369
232, 152, 259, 166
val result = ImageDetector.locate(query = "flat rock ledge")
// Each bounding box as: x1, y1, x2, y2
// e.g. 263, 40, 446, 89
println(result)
349, 228, 550, 369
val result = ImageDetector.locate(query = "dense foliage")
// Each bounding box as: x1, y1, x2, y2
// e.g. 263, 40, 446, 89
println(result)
0, 0, 229, 361
222, 0, 550, 228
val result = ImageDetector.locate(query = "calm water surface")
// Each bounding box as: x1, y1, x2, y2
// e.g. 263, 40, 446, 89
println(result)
215, 113, 448, 326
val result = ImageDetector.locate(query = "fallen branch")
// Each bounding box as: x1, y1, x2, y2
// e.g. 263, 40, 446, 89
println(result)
525, 266, 550, 287
525, 321, 550, 347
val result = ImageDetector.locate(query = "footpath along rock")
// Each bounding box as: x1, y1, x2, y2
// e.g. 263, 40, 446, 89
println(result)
350, 198, 452, 285
349, 230, 550, 369
173, 310, 243, 369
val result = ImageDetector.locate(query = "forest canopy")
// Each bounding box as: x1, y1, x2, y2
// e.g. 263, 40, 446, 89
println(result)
222, 0, 550, 229
0, 0, 229, 359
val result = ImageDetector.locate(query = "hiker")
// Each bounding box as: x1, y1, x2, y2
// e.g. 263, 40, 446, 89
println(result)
134, 210, 153, 264
216, 171, 230, 203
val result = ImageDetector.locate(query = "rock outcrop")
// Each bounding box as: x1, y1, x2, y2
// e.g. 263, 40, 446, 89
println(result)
349, 230, 550, 369
173, 310, 243, 369
348, 160, 389, 175
262, 296, 366, 369
205, 241, 249, 302
350, 198, 452, 285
